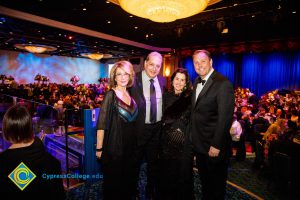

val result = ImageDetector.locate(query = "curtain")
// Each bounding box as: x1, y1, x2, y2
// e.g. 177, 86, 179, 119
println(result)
213, 54, 235, 84
182, 54, 235, 84
241, 52, 300, 96
182, 51, 300, 97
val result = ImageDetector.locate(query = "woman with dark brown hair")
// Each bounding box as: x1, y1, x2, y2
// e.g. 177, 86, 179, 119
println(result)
158, 68, 194, 200
0, 105, 64, 199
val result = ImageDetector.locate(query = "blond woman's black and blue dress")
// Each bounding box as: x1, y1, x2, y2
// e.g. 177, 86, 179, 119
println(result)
96, 90, 138, 200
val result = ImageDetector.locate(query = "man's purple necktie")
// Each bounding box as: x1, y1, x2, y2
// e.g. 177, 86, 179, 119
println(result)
150, 79, 157, 123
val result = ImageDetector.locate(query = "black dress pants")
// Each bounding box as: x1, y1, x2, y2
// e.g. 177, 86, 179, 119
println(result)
135, 122, 162, 198
195, 153, 229, 200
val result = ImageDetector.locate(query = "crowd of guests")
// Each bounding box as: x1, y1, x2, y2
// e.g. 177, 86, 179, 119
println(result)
0, 76, 111, 131
232, 87, 299, 160
230, 86, 300, 195
0, 75, 110, 110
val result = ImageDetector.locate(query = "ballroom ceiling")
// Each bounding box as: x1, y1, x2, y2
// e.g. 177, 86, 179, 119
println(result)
0, 0, 299, 58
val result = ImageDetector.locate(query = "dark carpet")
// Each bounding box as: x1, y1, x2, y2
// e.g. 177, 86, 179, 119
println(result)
66, 160, 258, 200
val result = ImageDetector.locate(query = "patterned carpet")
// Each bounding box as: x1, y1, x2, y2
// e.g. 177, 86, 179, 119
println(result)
227, 156, 276, 200
228, 155, 300, 200
66, 157, 261, 200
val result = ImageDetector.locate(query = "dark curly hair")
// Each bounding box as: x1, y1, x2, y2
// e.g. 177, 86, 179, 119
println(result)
170, 68, 192, 95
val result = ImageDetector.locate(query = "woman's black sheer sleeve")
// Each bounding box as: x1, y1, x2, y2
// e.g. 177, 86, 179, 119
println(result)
96, 90, 114, 130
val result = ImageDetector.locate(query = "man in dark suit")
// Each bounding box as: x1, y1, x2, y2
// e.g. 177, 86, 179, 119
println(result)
131, 51, 166, 199
190, 50, 234, 200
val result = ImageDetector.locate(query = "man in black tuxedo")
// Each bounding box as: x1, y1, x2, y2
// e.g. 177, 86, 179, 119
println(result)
131, 51, 166, 199
190, 50, 234, 200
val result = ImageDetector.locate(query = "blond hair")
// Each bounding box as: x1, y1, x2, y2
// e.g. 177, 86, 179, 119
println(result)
109, 60, 135, 88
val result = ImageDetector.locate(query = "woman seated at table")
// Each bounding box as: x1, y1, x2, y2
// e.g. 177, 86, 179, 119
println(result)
262, 118, 287, 141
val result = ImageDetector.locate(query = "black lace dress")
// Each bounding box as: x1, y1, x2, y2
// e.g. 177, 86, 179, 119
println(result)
158, 91, 194, 200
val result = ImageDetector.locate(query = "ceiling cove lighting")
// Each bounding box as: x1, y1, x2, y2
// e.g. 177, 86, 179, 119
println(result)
14, 44, 57, 54
81, 53, 113, 60
108, 0, 222, 23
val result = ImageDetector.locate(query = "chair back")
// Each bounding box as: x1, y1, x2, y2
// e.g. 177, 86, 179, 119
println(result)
255, 140, 265, 168
273, 152, 292, 182
272, 152, 292, 195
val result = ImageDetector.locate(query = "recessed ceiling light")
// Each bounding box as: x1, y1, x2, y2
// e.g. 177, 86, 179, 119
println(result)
83, 8, 87, 11
292, 11, 296, 14
42, 37, 45, 40
252, 15, 255, 18
107, 21, 111, 24
134, 26, 138, 29
129, 15, 133, 18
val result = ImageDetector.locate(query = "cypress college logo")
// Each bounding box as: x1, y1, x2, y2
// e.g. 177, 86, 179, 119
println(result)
8, 162, 36, 191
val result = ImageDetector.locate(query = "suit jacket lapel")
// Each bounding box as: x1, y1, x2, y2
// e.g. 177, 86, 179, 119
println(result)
157, 75, 165, 93
157, 76, 163, 93
192, 79, 198, 108
136, 72, 145, 102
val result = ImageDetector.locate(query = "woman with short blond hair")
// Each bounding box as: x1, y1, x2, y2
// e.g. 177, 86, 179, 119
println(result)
96, 60, 138, 199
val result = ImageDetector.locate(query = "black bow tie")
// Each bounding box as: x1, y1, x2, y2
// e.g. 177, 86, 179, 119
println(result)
196, 78, 206, 85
